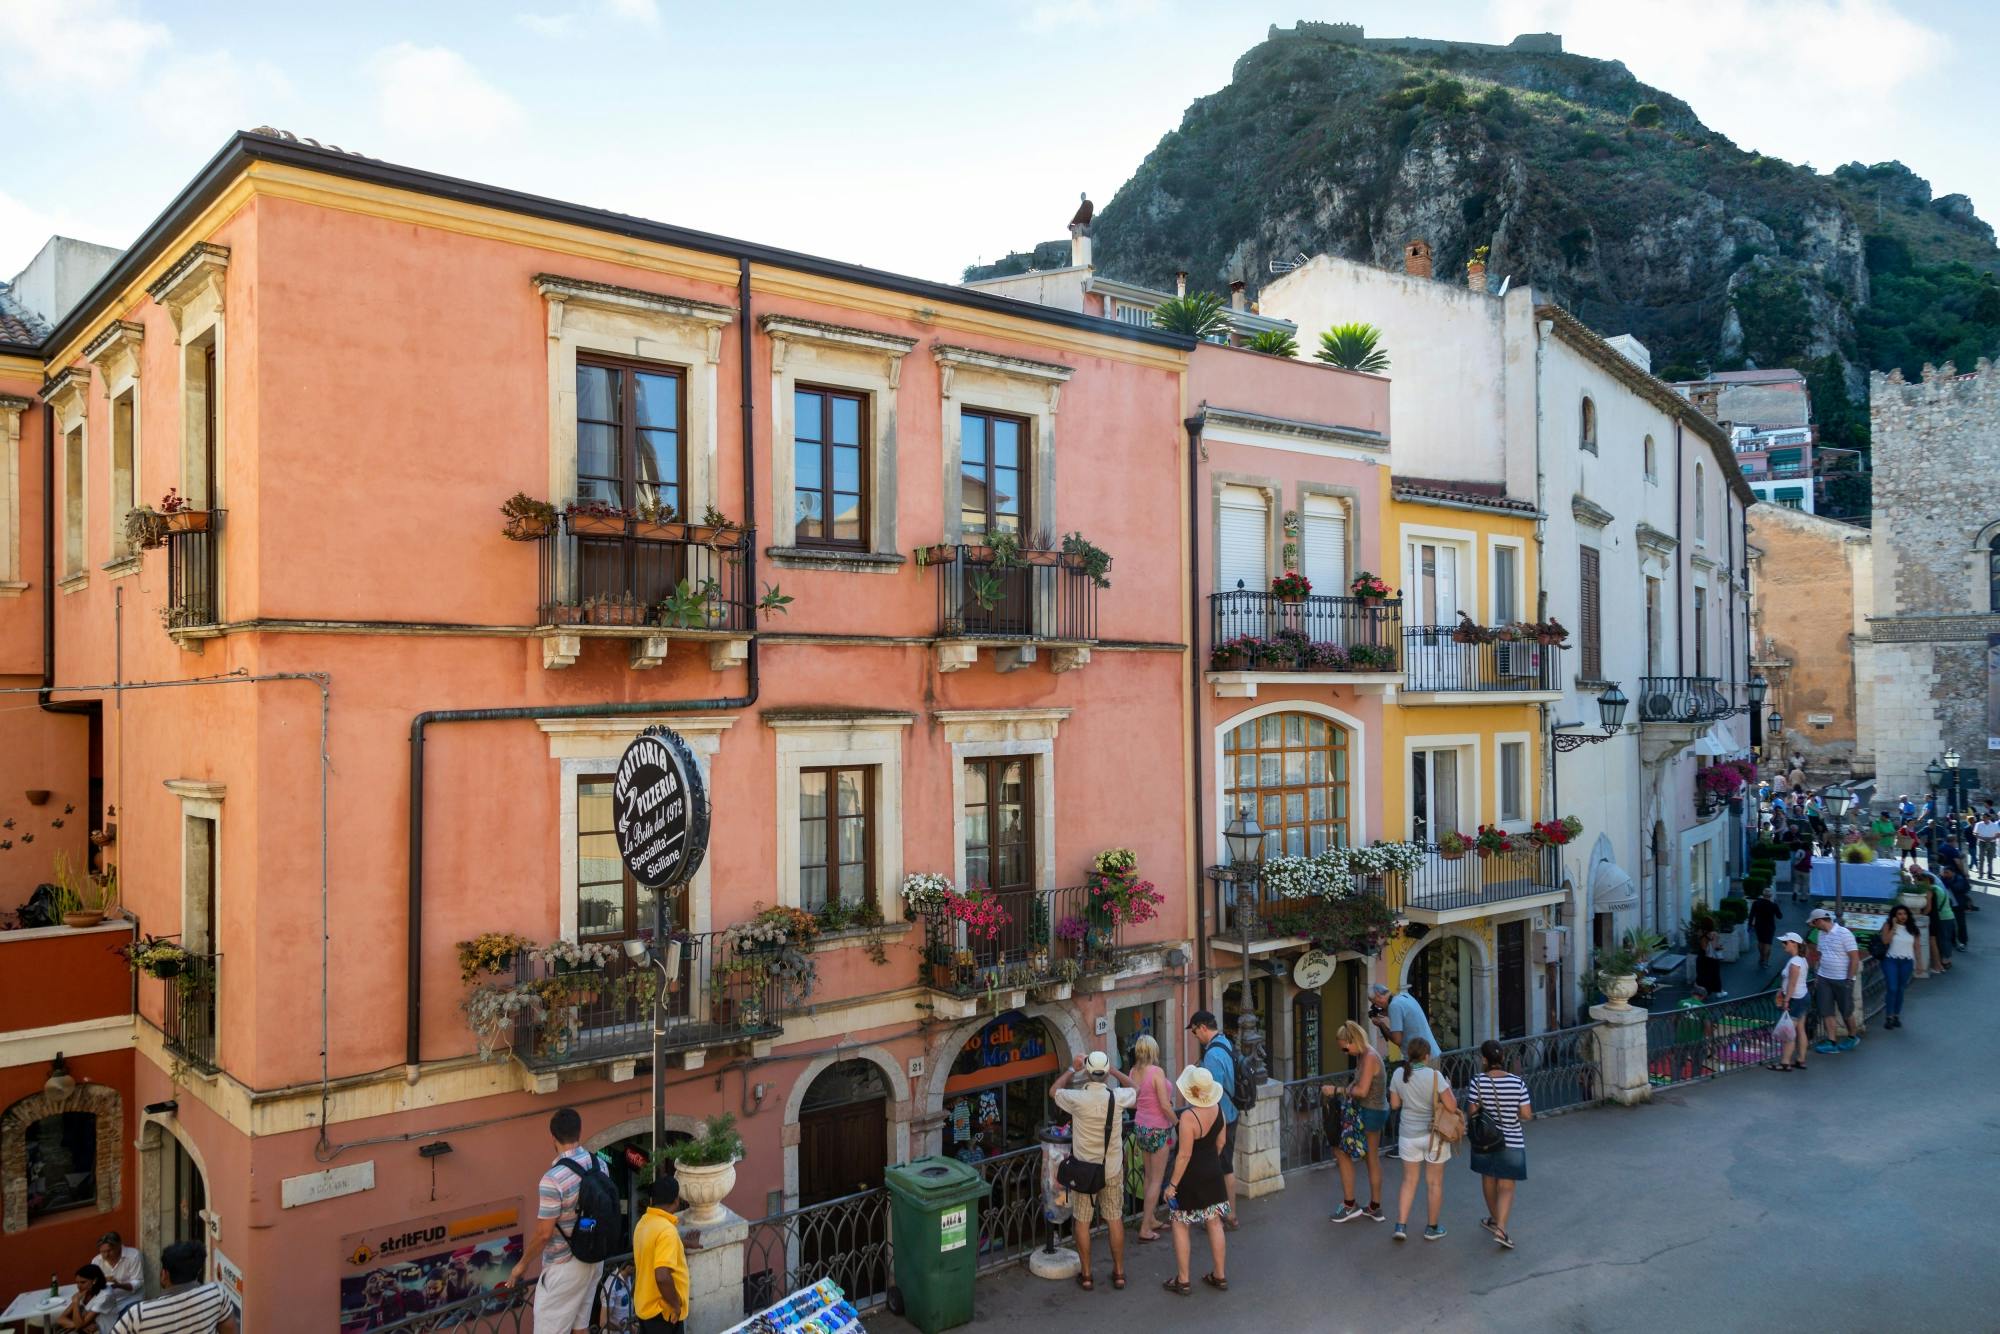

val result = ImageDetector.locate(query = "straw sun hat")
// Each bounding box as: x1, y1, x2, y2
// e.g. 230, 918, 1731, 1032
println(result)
1176, 1063, 1223, 1108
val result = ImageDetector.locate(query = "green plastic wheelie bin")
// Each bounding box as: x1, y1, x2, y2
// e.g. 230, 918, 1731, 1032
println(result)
883, 1156, 992, 1332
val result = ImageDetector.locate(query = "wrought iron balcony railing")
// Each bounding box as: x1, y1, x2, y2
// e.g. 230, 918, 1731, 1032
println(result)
927, 545, 1099, 642
1402, 627, 1564, 692
1208, 591, 1401, 673
162, 952, 220, 1075
536, 513, 754, 631
916, 884, 1120, 995
164, 511, 221, 630
1636, 676, 1731, 724
1388, 843, 1563, 914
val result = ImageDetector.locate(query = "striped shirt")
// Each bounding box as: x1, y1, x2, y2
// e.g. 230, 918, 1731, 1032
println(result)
110, 1282, 231, 1333
1468, 1073, 1530, 1150
537, 1147, 600, 1265
1814, 924, 1858, 981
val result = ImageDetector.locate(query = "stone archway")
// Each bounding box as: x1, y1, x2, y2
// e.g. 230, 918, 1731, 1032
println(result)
136, 1113, 210, 1273
918, 1003, 1086, 1159
782, 1046, 911, 1209
3, 1083, 122, 1233
1396, 926, 1491, 1052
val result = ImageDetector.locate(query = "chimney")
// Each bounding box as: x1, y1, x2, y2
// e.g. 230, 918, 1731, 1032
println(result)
1466, 245, 1488, 293
1069, 222, 1092, 269
1690, 384, 1721, 420
1228, 280, 1246, 311
1404, 239, 1433, 279
1175, 271, 1188, 298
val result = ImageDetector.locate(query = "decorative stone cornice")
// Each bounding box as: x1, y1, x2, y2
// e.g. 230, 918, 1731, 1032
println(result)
83, 319, 145, 385
146, 242, 229, 334
1202, 405, 1388, 452
1634, 522, 1677, 556
932, 707, 1071, 745
163, 778, 226, 800
534, 272, 735, 358
932, 343, 1073, 408
1571, 493, 1614, 528
41, 365, 90, 428
761, 314, 916, 385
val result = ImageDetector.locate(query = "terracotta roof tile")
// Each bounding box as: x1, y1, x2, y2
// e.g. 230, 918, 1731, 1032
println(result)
1392, 477, 1538, 514
0, 281, 47, 345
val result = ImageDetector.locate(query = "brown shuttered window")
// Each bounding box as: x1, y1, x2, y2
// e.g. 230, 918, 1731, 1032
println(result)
1579, 545, 1602, 681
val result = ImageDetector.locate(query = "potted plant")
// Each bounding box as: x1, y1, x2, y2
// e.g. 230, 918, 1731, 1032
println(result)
1348, 571, 1393, 603
1473, 825, 1515, 858
656, 1114, 746, 1226
1270, 570, 1312, 604
500, 493, 557, 541
632, 499, 685, 542
687, 504, 741, 549
564, 499, 627, 535
656, 578, 723, 630
461, 983, 540, 1061
125, 506, 169, 551
158, 488, 211, 533
1534, 618, 1570, 647
1435, 830, 1471, 860
533, 939, 617, 1004
968, 569, 1004, 613
1211, 636, 1255, 672
50, 852, 112, 927
456, 932, 533, 983
1060, 532, 1114, 588
123, 933, 191, 979
900, 872, 955, 915
986, 528, 1024, 569
913, 542, 958, 567
1593, 929, 1666, 1009
1017, 527, 1061, 566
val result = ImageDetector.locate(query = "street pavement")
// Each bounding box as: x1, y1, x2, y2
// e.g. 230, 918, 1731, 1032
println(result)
873, 890, 1995, 1334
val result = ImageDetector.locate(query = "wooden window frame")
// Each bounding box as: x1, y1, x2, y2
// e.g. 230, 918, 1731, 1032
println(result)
793, 385, 871, 550
1579, 544, 1602, 681
576, 354, 689, 516
798, 764, 877, 910
1223, 712, 1352, 858
962, 755, 1035, 893
576, 771, 687, 939
959, 407, 1032, 538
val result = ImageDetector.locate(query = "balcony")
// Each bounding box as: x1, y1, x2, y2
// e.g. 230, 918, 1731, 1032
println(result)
1401, 626, 1565, 701
1768, 464, 1810, 479
1636, 676, 1731, 724
1206, 592, 1401, 699
510, 931, 782, 1081
1208, 872, 1395, 953
916, 884, 1122, 1018
163, 511, 221, 641
534, 513, 756, 670
924, 545, 1100, 674
162, 952, 220, 1076
1386, 844, 1565, 924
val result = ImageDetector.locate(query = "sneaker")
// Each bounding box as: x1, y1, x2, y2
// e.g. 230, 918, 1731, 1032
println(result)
1424, 1225, 1447, 1241
1393, 1225, 1408, 1242
1330, 1204, 1363, 1223
1837, 1036, 1860, 1051
1364, 1204, 1385, 1222
1813, 1040, 1839, 1055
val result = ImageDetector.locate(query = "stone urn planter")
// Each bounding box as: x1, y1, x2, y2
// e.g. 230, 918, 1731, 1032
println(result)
1715, 924, 1744, 963
675, 1158, 739, 1227
1600, 973, 1640, 1010
1899, 891, 1931, 914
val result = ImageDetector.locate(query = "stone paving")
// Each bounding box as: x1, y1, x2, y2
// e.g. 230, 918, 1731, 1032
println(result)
872, 890, 1994, 1334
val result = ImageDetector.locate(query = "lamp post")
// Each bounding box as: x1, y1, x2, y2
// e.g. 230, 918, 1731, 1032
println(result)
1221, 811, 1268, 1091
1822, 782, 1853, 922
623, 929, 685, 1157
1925, 756, 1946, 869
1944, 748, 1965, 846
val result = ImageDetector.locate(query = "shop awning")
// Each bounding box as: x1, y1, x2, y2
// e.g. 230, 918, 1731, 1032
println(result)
1590, 858, 1637, 909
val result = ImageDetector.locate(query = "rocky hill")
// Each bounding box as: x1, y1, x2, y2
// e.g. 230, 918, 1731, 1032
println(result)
968, 26, 2000, 452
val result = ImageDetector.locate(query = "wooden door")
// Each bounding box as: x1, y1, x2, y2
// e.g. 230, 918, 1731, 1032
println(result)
1498, 921, 1528, 1040
799, 1099, 887, 1205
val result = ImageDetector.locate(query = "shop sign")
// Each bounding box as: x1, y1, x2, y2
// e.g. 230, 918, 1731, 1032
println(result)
1293, 949, 1336, 991
949, 1010, 1049, 1080
612, 725, 710, 889
282, 1161, 375, 1209
213, 1249, 244, 1325
339, 1199, 524, 1333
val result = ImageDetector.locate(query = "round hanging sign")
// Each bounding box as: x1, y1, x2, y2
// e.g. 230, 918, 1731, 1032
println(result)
611, 725, 710, 890
1293, 948, 1337, 992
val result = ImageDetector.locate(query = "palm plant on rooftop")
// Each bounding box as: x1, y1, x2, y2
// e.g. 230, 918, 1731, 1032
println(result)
1246, 328, 1299, 358
1151, 291, 1230, 339
1315, 321, 1390, 373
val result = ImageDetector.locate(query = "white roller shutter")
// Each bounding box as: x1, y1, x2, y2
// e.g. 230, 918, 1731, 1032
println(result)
1218, 487, 1269, 595
1300, 495, 1347, 595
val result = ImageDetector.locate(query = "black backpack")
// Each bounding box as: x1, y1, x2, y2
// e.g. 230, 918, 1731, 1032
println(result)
1205, 1037, 1258, 1110
550, 1154, 623, 1263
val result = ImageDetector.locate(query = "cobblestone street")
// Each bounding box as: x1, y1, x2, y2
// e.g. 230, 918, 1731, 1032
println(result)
880, 892, 1994, 1334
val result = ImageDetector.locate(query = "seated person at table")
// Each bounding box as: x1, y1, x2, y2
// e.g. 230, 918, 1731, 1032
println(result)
57, 1264, 108, 1332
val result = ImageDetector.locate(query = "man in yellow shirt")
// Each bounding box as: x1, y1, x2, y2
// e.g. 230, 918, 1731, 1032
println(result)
631, 1173, 689, 1333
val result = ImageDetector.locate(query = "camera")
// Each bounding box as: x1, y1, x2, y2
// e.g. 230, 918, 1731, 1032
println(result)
1368, 1002, 1386, 1019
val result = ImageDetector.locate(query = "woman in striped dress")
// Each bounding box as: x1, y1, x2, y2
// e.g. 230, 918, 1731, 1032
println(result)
1465, 1040, 1532, 1250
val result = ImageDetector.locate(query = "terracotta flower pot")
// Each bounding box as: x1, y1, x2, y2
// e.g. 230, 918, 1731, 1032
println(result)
63, 911, 106, 928
569, 513, 626, 536
634, 520, 687, 542
163, 509, 212, 534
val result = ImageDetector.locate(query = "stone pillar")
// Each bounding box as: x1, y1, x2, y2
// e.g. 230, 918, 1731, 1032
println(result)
1235, 1081, 1286, 1199
682, 1207, 749, 1334
1588, 1005, 1652, 1106
1914, 914, 1930, 979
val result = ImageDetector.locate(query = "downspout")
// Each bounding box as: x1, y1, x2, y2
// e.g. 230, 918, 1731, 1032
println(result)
1184, 413, 1207, 1011
39, 404, 97, 720
1674, 421, 1685, 675
404, 257, 764, 1072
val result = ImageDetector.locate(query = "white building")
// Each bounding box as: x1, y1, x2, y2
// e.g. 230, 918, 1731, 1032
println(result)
1265, 251, 1755, 1013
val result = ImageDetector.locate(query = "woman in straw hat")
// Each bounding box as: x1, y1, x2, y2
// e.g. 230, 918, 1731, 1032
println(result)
1161, 1064, 1229, 1295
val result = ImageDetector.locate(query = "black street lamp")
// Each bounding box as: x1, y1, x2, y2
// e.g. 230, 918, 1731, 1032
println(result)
1552, 684, 1630, 753
1822, 782, 1852, 921
1925, 756, 1947, 867
1220, 811, 1268, 1090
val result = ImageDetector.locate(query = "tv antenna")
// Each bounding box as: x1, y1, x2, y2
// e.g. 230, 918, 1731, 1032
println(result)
1267, 252, 1310, 274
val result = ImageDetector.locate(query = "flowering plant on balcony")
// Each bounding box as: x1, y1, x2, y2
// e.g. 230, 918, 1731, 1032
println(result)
1474, 825, 1516, 856
462, 983, 544, 1061
1349, 571, 1394, 599
1087, 866, 1163, 927
724, 904, 821, 949
1348, 841, 1431, 877
943, 884, 1013, 940
1436, 830, 1473, 858
533, 939, 619, 974
1092, 848, 1138, 877
900, 872, 955, 913
1302, 641, 1351, 670
122, 934, 192, 980
501, 492, 557, 541
456, 931, 533, 983
1695, 763, 1748, 800
1270, 570, 1312, 600
564, 498, 628, 521
1262, 890, 1398, 954
1261, 852, 1357, 900
1345, 642, 1397, 671
159, 487, 193, 515
1529, 816, 1585, 847
1055, 914, 1089, 943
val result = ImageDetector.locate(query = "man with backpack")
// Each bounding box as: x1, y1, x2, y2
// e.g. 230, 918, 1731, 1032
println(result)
511, 1107, 620, 1334
1187, 1010, 1244, 1229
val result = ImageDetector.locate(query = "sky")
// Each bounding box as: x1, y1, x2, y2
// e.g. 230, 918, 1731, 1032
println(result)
2, 0, 1995, 288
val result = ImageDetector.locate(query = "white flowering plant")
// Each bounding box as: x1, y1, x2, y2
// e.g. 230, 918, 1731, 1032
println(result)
1347, 841, 1430, 877
1253, 841, 1431, 899
901, 872, 955, 913
533, 939, 619, 973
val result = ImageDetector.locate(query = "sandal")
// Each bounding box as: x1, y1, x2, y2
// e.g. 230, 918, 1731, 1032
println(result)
1112, 1272, 1126, 1290
1162, 1278, 1191, 1297
1493, 1229, 1514, 1249
1203, 1273, 1229, 1292
1076, 1273, 1093, 1291
1135, 1231, 1159, 1244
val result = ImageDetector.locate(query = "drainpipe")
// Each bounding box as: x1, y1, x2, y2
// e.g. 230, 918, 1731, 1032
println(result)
1674, 421, 1685, 675
1184, 413, 1207, 1013
404, 257, 764, 1072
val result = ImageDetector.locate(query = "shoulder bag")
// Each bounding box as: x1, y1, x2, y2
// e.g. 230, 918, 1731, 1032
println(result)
1428, 1070, 1466, 1145
1056, 1085, 1116, 1196
1466, 1076, 1506, 1154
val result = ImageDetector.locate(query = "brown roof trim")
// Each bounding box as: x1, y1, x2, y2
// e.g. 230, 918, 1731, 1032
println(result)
1535, 303, 1755, 505
1393, 477, 1539, 515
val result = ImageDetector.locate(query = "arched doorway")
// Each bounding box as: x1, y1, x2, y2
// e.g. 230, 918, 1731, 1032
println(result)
941, 1011, 1057, 1161
137, 1118, 208, 1271
799, 1060, 890, 1205
1408, 935, 1475, 1052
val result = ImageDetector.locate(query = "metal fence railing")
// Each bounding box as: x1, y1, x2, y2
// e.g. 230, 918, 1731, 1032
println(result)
164, 512, 221, 629
1636, 675, 1731, 724
1388, 843, 1563, 915
1646, 959, 1885, 1089
1277, 1069, 1355, 1174
930, 545, 1099, 643
536, 512, 754, 631
162, 952, 220, 1075
917, 885, 1120, 997
1431, 1024, 1603, 1115
1209, 591, 1402, 673
743, 1187, 893, 1314
1402, 627, 1563, 693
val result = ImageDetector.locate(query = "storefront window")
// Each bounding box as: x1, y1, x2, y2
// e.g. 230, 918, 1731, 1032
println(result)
943, 1011, 1057, 1161
1114, 1001, 1162, 1070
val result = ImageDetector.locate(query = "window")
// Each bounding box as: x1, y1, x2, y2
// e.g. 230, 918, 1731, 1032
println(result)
963, 756, 1032, 892
1217, 486, 1269, 595
1493, 544, 1519, 623
793, 386, 868, 548
1645, 577, 1663, 675
1299, 495, 1348, 594
1694, 462, 1706, 542
1409, 747, 1460, 844
799, 766, 875, 910
1223, 712, 1351, 857
1988, 535, 2000, 613
1693, 585, 1708, 675
1579, 545, 1602, 680
1499, 741, 1525, 823
576, 357, 685, 515
24, 1112, 97, 1222
63, 427, 84, 577
1579, 396, 1596, 453
1777, 488, 1805, 511
959, 409, 1028, 537
1643, 433, 1656, 481
1406, 539, 1461, 627
576, 774, 684, 937
110, 392, 137, 561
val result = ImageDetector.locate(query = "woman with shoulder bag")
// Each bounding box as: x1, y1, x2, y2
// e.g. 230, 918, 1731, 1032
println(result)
1321, 1021, 1387, 1223
1387, 1037, 1459, 1242
1465, 1039, 1532, 1249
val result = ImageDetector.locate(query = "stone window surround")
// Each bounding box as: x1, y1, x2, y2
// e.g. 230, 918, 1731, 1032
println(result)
1966, 521, 2000, 610
145, 242, 228, 507
933, 709, 1069, 895
539, 716, 735, 941
46, 367, 89, 590
762, 315, 917, 568
766, 713, 914, 920
166, 780, 225, 986
1, 1083, 123, 1234
0, 395, 30, 594
1406, 733, 1482, 842
1492, 730, 1531, 831
86, 320, 146, 574
535, 274, 734, 527
1212, 699, 1371, 861
1211, 471, 1279, 590
1487, 534, 1526, 624
933, 344, 1072, 546
1399, 520, 1478, 623
777, 1046, 913, 1212
1294, 480, 1360, 584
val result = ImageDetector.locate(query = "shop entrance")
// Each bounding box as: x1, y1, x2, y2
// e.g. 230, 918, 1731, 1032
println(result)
799, 1060, 890, 1204
942, 1011, 1058, 1161
1497, 921, 1528, 1039
1408, 935, 1475, 1052
138, 1121, 209, 1277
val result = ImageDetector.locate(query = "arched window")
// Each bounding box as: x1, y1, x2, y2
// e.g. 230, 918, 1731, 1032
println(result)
1988, 533, 2000, 612
24, 1111, 98, 1223
1694, 462, 1706, 540
1579, 397, 1597, 453
1223, 711, 1351, 856
1643, 434, 1656, 480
